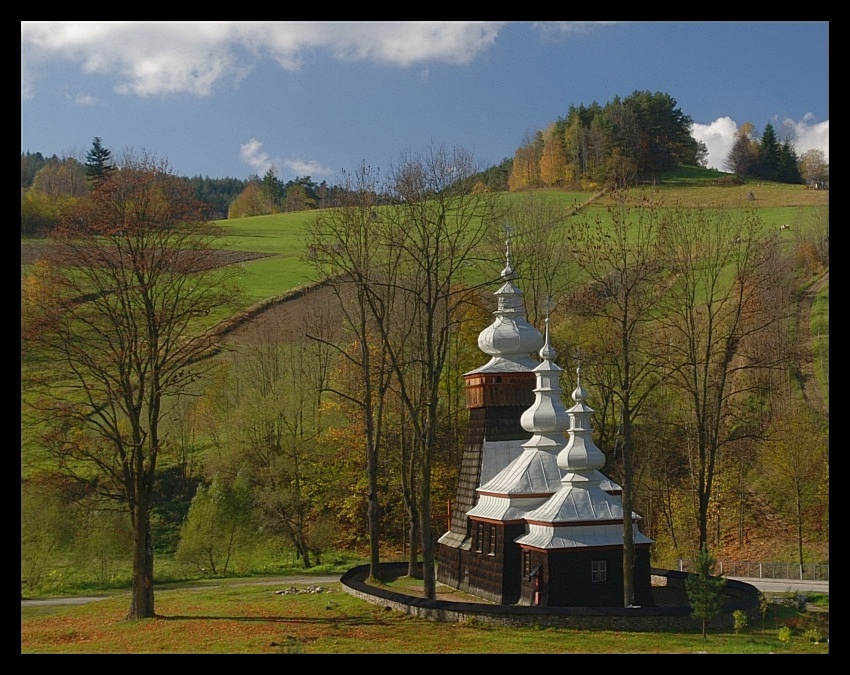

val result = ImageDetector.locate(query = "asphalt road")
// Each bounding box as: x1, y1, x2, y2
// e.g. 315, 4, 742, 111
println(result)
21, 575, 342, 607
727, 577, 829, 595
22, 574, 827, 607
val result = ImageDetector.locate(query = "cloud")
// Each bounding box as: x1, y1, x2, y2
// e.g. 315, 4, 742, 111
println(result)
692, 114, 829, 171
282, 158, 333, 178
239, 138, 273, 175
532, 21, 620, 41
239, 138, 333, 179
21, 21, 503, 99
691, 116, 739, 171
783, 114, 829, 164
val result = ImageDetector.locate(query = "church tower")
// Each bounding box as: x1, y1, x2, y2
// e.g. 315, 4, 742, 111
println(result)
436, 236, 543, 591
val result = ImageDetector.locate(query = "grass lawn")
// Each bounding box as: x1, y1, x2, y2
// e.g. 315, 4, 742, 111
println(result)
21, 580, 829, 654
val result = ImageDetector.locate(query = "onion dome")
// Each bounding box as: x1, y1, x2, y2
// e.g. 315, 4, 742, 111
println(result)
468, 234, 543, 374
558, 365, 606, 473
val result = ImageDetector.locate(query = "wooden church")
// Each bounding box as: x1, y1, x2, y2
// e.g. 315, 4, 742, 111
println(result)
436, 242, 654, 607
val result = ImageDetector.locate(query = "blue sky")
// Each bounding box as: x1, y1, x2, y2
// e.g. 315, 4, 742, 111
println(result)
21, 21, 829, 183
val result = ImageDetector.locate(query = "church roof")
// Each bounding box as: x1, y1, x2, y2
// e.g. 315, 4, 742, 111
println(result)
466, 235, 542, 375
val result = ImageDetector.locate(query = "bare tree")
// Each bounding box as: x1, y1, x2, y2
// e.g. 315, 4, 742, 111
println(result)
483, 192, 574, 328
656, 205, 787, 550
21, 156, 242, 620
379, 145, 500, 598
306, 163, 395, 581
567, 190, 667, 607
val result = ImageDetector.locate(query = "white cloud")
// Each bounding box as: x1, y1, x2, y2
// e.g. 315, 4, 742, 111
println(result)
783, 114, 829, 164
283, 158, 333, 178
75, 93, 97, 105
692, 114, 829, 171
239, 138, 333, 179
692, 116, 739, 171
21, 21, 503, 99
239, 138, 273, 175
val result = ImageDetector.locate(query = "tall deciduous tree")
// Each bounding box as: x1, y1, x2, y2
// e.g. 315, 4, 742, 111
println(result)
724, 123, 759, 177
381, 145, 499, 598
306, 162, 394, 581
798, 148, 829, 189
656, 206, 787, 550
21, 156, 242, 620
568, 190, 666, 607
756, 410, 828, 565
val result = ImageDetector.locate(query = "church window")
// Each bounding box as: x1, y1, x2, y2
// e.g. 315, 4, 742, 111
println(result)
592, 560, 607, 583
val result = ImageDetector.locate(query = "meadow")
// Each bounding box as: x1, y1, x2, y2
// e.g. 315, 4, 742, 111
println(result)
21, 578, 829, 654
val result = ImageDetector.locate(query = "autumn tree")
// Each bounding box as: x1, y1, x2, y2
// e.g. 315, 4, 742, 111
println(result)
508, 131, 542, 191
755, 410, 828, 565
655, 206, 786, 550
798, 148, 829, 189
21, 156, 242, 620
32, 158, 88, 201
228, 180, 273, 218
567, 190, 667, 607
724, 123, 759, 177
538, 122, 567, 187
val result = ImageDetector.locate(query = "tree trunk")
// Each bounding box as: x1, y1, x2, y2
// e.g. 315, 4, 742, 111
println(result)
127, 502, 155, 620
621, 404, 635, 607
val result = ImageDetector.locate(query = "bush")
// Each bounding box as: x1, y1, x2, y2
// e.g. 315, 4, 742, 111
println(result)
732, 609, 747, 634
803, 628, 824, 644
778, 626, 792, 643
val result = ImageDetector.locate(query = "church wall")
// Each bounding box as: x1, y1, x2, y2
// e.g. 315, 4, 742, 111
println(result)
520, 545, 655, 607
456, 521, 526, 605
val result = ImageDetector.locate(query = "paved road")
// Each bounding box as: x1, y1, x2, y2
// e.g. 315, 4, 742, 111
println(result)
23, 574, 827, 607
728, 576, 828, 595
21, 575, 342, 607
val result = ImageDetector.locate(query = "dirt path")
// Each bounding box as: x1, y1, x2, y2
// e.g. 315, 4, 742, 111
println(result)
794, 270, 829, 418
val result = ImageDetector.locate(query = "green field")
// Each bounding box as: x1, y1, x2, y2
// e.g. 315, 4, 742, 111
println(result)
21, 578, 829, 654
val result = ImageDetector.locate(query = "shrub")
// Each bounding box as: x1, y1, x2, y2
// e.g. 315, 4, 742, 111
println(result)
778, 626, 792, 643
732, 609, 747, 634
803, 628, 823, 644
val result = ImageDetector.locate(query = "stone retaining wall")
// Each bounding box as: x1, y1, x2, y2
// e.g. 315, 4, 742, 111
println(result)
341, 563, 761, 632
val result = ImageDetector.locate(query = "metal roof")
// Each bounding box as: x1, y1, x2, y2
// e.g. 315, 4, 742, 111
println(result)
516, 522, 653, 549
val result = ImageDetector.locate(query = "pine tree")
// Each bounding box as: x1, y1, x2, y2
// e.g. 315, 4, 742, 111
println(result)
85, 137, 115, 184
685, 545, 727, 638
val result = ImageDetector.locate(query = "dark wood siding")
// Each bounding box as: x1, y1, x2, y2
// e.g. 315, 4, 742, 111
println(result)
520, 546, 655, 607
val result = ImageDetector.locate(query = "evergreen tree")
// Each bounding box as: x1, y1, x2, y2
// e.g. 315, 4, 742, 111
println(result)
757, 123, 781, 182
778, 140, 803, 184
84, 137, 115, 184
260, 167, 283, 212
685, 545, 727, 638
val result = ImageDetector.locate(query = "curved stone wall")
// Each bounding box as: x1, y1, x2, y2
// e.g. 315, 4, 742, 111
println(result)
341, 562, 761, 632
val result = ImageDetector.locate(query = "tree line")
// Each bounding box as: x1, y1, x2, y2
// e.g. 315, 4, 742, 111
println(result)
507, 90, 708, 191
504, 90, 829, 191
